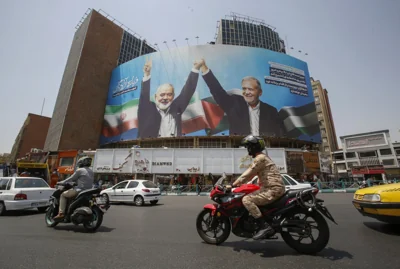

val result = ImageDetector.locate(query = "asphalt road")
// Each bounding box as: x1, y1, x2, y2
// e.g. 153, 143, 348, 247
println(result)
0, 193, 399, 269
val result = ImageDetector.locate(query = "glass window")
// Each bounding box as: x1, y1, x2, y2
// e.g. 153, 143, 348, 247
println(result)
380, 148, 392, 156
113, 181, 129, 189
0, 179, 10, 190
15, 178, 49, 188
59, 157, 74, 167
280, 176, 291, 186
382, 159, 395, 165
316, 104, 321, 110
346, 152, 356, 158
283, 175, 297, 185
315, 97, 319, 102
359, 151, 376, 158
142, 180, 157, 188
127, 181, 139, 189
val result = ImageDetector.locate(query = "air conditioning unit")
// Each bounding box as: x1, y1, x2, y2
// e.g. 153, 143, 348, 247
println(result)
30, 148, 43, 153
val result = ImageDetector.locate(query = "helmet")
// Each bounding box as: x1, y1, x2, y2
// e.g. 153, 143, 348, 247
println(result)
77, 156, 92, 168
241, 135, 266, 158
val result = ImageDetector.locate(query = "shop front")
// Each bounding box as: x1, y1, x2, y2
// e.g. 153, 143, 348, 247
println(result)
351, 165, 386, 182
56, 150, 79, 181
92, 148, 288, 186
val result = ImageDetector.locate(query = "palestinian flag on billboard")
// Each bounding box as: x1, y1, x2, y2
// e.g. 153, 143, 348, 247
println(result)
278, 102, 320, 137
101, 89, 319, 139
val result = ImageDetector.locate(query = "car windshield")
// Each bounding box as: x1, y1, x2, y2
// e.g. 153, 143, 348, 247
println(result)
142, 180, 157, 188
15, 178, 49, 188
214, 173, 227, 187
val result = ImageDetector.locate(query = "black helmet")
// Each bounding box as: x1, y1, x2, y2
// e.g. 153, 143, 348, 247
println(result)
241, 135, 266, 158
77, 156, 92, 168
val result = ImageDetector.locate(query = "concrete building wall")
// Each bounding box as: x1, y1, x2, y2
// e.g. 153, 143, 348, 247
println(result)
44, 10, 124, 151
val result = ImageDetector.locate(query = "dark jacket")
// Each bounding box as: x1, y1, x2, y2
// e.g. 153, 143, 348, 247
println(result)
203, 70, 286, 137
137, 71, 199, 138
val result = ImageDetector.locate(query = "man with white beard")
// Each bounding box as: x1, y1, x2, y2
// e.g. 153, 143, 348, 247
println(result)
137, 58, 202, 138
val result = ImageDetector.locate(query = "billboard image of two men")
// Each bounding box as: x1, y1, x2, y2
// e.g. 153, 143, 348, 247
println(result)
101, 45, 320, 144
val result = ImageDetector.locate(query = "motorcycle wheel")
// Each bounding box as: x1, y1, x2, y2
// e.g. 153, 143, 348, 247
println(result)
45, 206, 59, 227
196, 209, 231, 245
280, 207, 330, 255
83, 206, 103, 233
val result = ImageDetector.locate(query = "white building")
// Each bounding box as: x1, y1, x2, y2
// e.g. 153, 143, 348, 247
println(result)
332, 130, 400, 181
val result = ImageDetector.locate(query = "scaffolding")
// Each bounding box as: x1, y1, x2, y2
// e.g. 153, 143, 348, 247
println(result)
74, 8, 157, 51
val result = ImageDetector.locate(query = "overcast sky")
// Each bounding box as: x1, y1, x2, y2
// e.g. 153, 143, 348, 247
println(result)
0, 0, 398, 153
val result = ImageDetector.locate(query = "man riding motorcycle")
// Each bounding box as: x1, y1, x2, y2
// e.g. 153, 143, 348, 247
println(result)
230, 135, 286, 240
53, 156, 94, 221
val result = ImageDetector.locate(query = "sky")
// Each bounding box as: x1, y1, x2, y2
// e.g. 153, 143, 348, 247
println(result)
0, 0, 399, 153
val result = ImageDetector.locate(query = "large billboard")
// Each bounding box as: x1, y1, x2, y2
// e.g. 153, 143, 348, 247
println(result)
100, 45, 320, 145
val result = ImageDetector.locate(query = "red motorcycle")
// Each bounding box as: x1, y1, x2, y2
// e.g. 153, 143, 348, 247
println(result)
196, 174, 337, 255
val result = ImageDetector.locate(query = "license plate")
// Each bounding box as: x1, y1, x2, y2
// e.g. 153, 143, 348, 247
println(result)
96, 197, 107, 205
31, 202, 47, 207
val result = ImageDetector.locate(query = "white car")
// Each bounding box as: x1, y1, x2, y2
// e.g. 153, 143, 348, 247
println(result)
250, 174, 312, 190
0, 177, 55, 215
100, 180, 161, 206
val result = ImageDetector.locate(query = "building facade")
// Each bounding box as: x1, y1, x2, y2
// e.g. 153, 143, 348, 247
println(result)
9, 113, 51, 162
44, 9, 156, 152
311, 78, 338, 167
215, 12, 286, 53
332, 130, 400, 181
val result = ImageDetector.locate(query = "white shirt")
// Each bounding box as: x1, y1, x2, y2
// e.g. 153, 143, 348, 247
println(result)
248, 102, 260, 136
158, 107, 177, 137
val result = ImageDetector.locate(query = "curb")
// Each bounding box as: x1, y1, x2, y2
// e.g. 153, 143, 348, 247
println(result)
161, 189, 357, 196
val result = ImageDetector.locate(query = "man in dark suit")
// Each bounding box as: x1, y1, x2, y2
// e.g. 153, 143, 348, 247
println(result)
198, 59, 286, 137
137, 58, 202, 138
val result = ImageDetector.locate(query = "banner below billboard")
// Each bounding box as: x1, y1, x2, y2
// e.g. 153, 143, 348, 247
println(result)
318, 152, 331, 173
100, 45, 320, 145
93, 148, 287, 174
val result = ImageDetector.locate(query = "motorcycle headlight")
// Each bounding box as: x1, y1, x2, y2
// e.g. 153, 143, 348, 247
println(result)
363, 194, 380, 202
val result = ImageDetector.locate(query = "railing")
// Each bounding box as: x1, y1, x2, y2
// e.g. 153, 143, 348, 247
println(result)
158, 180, 399, 194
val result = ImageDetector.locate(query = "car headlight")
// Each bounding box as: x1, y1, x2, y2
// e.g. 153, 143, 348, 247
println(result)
363, 194, 380, 202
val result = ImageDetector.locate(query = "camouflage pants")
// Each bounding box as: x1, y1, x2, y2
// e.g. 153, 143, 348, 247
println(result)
242, 187, 285, 218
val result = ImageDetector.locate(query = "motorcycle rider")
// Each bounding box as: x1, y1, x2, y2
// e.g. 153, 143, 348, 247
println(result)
231, 135, 286, 240
53, 156, 94, 221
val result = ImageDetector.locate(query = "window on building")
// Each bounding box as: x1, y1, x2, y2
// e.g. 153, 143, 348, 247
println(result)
333, 153, 344, 160
59, 157, 74, 167
347, 162, 358, 168
396, 148, 400, 155
321, 128, 326, 135
319, 120, 325, 127
324, 147, 330, 152
359, 151, 377, 158
315, 97, 319, 102
313, 90, 318, 95
346, 152, 356, 158
318, 113, 323, 119
382, 159, 395, 166
323, 138, 328, 143
316, 104, 321, 110
379, 148, 392, 156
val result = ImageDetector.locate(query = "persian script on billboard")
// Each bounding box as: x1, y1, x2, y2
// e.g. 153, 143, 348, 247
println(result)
100, 45, 321, 145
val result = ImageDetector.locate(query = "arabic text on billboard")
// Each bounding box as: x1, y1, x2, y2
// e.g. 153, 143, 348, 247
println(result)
101, 45, 320, 145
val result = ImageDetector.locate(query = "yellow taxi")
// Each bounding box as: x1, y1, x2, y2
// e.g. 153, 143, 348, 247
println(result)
352, 183, 400, 224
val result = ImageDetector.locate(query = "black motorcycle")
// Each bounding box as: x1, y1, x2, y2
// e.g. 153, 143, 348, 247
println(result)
45, 182, 110, 232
